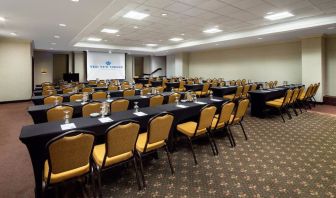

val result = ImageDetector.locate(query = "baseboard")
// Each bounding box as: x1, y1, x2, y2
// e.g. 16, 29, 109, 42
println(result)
323, 96, 336, 106
0, 99, 31, 104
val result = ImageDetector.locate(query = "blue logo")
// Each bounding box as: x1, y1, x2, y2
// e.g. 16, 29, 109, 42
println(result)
106, 61, 111, 65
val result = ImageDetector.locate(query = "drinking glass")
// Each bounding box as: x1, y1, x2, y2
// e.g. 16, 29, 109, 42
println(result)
134, 102, 139, 113
64, 110, 70, 124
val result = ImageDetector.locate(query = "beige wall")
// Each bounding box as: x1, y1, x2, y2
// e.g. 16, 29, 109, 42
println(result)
0, 37, 32, 102
34, 51, 53, 87
326, 36, 336, 96
188, 41, 302, 84
74, 52, 85, 82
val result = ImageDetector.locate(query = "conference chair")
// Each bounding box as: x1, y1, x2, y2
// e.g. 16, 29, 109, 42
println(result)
177, 105, 218, 164
108, 85, 118, 91
42, 82, 52, 87
211, 82, 218, 88
110, 99, 129, 113
82, 87, 93, 93
241, 84, 251, 98
42, 90, 57, 97
224, 86, 243, 101
227, 99, 250, 146
168, 93, 181, 104
310, 83, 320, 106
62, 88, 74, 94
82, 102, 102, 117
156, 86, 164, 93
43, 85, 55, 91
121, 84, 130, 90
42, 130, 95, 197
274, 80, 278, 87
134, 83, 143, 90
297, 85, 313, 110
136, 113, 175, 187
123, 89, 135, 97
241, 79, 246, 85
70, 94, 83, 102
149, 95, 164, 107
47, 105, 74, 122
44, 96, 63, 105
230, 80, 235, 86
97, 83, 106, 87
250, 83, 257, 91
195, 83, 210, 97
93, 121, 142, 194
162, 79, 168, 89
187, 80, 193, 85
236, 80, 242, 86
141, 88, 150, 95
88, 80, 97, 85
273, 88, 300, 116
265, 89, 293, 122
296, 86, 305, 113
211, 102, 235, 147
176, 80, 186, 92
92, 92, 107, 100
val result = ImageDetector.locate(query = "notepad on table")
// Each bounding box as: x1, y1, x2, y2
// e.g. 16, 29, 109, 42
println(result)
134, 112, 147, 116
61, 123, 76, 131
176, 104, 188, 108
98, 117, 113, 123
195, 101, 206, 104
210, 99, 222, 102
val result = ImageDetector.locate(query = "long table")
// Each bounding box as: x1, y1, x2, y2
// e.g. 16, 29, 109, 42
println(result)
33, 86, 109, 96
28, 92, 183, 124
20, 97, 227, 198
184, 84, 204, 91
211, 86, 237, 97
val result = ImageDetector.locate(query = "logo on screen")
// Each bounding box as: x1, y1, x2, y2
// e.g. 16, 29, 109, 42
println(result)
106, 61, 111, 65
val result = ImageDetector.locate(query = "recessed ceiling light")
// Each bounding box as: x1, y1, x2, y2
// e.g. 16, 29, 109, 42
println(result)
87, 37, 102, 42
116, 34, 121, 37
0, 17, 5, 22
215, 44, 219, 46
108, 50, 112, 54
146, 44, 158, 47
123, 11, 149, 20
101, 28, 119, 34
50, 48, 54, 50
257, 38, 263, 40
203, 27, 222, 34
181, 33, 185, 36
10, 32, 17, 36
71, 0, 79, 2
264, 12, 294, 20
134, 26, 138, 29
327, 27, 335, 30
161, 13, 167, 16
103, 39, 108, 42
51, 42, 56, 45
169, 37, 183, 42
266, 12, 274, 15
59, 23, 67, 27
54, 35, 60, 39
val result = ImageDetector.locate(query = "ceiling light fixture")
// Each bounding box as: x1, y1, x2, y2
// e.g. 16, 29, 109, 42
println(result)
87, 37, 102, 42
169, 37, 183, 42
257, 38, 263, 40
10, 32, 17, 36
327, 27, 335, 30
71, 0, 79, 2
181, 33, 185, 36
101, 28, 119, 34
134, 26, 138, 29
203, 27, 222, 34
146, 44, 158, 47
59, 23, 67, 27
0, 17, 5, 22
51, 42, 56, 45
54, 35, 60, 39
264, 11, 294, 20
123, 11, 149, 20
161, 13, 167, 16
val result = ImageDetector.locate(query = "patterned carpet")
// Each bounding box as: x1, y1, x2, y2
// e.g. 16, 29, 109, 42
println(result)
63, 111, 336, 198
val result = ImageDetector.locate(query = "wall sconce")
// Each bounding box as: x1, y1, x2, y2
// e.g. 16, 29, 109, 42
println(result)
41, 69, 47, 74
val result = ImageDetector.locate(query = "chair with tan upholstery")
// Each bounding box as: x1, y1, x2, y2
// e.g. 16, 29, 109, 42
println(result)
176, 104, 218, 164
168, 93, 181, 104
266, 89, 293, 122
149, 95, 164, 107
110, 99, 129, 113
250, 83, 258, 91
82, 87, 93, 93
156, 86, 164, 93
108, 85, 118, 91
230, 80, 235, 86
44, 96, 63, 105
241, 84, 251, 98
43, 85, 55, 91
93, 121, 142, 194
42, 130, 95, 197
88, 80, 97, 85
227, 99, 250, 146
123, 89, 135, 97
47, 105, 74, 122
297, 85, 314, 110
236, 79, 242, 86
223, 86, 243, 101
136, 113, 175, 187
42, 89, 57, 96
195, 83, 210, 97
69, 94, 83, 102
42, 82, 52, 87
63, 88, 74, 94
274, 88, 300, 116
92, 92, 107, 100
211, 102, 235, 147
134, 83, 143, 90
82, 102, 102, 117
141, 88, 150, 95
97, 83, 106, 87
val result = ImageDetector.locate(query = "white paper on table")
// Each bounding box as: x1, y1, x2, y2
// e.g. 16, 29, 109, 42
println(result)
134, 112, 147, 116
176, 104, 188, 108
98, 117, 113, 123
106, 99, 113, 103
140, 96, 147, 98
61, 123, 76, 130
195, 101, 206, 104
210, 99, 222, 102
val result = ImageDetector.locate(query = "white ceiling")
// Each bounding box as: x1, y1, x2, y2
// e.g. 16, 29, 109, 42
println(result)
1, 0, 336, 55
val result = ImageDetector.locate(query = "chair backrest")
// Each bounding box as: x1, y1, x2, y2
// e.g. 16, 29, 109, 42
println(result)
235, 86, 243, 97
304, 85, 313, 100
157, 86, 164, 93
92, 91, 107, 100
236, 80, 241, 86
135, 83, 143, 89
142, 88, 150, 95
283, 89, 293, 105
63, 88, 73, 94
104, 121, 140, 165
313, 83, 320, 96
179, 80, 185, 89
230, 80, 235, 86
46, 131, 95, 181
168, 93, 181, 104
44, 96, 63, 105
146, 113, 174, 147
268, 81, 274, 88
42, 82, 52, 87
70, 94, 83, 102
43, 85, 54, 91
216, 102, 235, 127
242, 85, 250, 96
241, 79, 246, 85
82, 102, 101, 117
197, 105, 217, 132
202, 83, 210, 93
47, 106, 74, 122
88, 80, 97, 85
274, 80, 278, 87
111, 99, 129, 112
108, 85, 118, 91
231, 99, 249, 124
42, 89, 57, 96
290, 88, 300, 104
121, 84, 130, 90
187, 80, 193, 85
250, 83, 257, 91
97, 83, 106, 87
123, 89, 135, 97
82, 87, 93, 93
149, 95, 164, 107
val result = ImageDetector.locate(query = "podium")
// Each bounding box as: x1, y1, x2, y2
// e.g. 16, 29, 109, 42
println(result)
63, 73, 79, 82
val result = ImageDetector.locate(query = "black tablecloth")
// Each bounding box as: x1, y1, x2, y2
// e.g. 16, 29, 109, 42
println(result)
33, 89, 63, 96
210, 86, 237, 97
28, 92, 183, 124
31, 90, 141, 105
151, 81, 162, 87
165, 82, 180, 90
20, 97, 227, 197
138, 79, 149, 85
184, 84, 203, 91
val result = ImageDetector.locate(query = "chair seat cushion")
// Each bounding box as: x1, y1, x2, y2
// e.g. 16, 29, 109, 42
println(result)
177, 121, 206, 137
298, 93, 305, 100
93, 144, 133, 168
136, 133, 165, 153
195, 91, 207, 96
223, 94, 235, 100
211, 118, 225, 129
229, 115, 240, 124
44, 161, 89, 184
266, 101, 282, 108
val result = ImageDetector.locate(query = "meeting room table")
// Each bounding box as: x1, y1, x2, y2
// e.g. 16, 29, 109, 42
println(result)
210, 86, 237, 97
184, 84, 204, 91
28, 92, 185, 124
20, 96, 227, 198
31, 90, 142, 105
165, 82, 180, 91
151, 80, 162, 87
